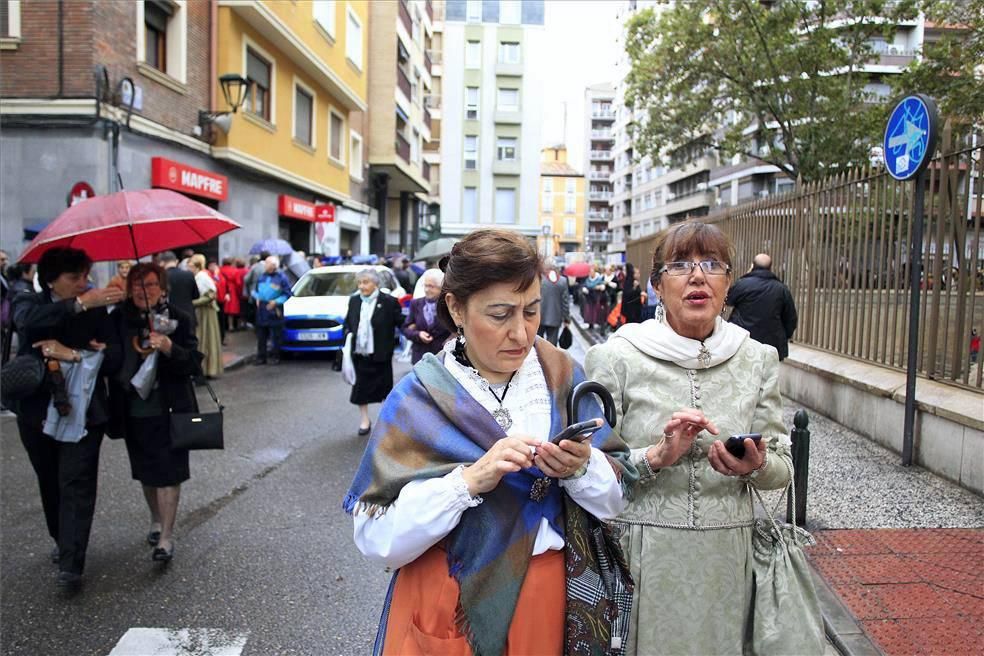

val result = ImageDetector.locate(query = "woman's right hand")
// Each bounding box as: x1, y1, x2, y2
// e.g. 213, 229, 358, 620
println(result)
78, 286, 125, 309
461, 436, 539, 496
647, 409, 720, 470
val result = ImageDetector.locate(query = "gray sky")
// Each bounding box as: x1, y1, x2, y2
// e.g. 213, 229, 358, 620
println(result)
542, 0, 625, 172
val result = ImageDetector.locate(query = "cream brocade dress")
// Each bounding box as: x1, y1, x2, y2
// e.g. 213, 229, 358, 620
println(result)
586, 332, 793, 656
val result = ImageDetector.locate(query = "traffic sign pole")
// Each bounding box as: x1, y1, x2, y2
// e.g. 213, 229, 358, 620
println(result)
902, 170, 926, 466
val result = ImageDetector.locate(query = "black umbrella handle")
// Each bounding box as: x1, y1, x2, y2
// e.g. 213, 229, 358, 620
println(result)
567, 381, 617, 428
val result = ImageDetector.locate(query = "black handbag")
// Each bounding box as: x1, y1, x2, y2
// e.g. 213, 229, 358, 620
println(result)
1, 353, 45, 404
558, 324, 573, 349
169, 377, 224, 450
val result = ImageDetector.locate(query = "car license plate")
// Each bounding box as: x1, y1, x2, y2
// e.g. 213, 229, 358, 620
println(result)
297, 331, 329, 341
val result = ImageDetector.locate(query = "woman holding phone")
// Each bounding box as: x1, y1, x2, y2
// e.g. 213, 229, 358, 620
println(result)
585, 221, 799, 655
344, 229, 637, 655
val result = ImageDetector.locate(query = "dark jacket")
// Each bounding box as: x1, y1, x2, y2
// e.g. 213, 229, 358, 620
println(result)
165, 267, 200, 327
344, 293, 405, 363
402, 297, 452, 364
540, 273, 570, 328
726, 269, 798, 360
106, 302, 202, 439
11, 289, 122, 428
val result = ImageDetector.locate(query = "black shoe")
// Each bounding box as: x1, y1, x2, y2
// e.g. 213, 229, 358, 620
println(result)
357, 423, 371, 436
152, 544, 174, 563
50, 546, 60, 564
146, 530, 161, 547
254, 358, 267, 366
56, 571, 82, 592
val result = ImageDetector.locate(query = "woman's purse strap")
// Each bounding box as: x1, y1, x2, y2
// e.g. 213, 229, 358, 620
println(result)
748, 457, 802, 547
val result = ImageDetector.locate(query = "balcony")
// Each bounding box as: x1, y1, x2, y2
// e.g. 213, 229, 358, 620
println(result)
588, 170, 610, 181
591, 109, 615, 120
398, 0, 412, 33
424, 108, 432, 131
494, 110, 522, 124
397, 66, 411, 101
492, 159, 521, 176
588, 190, 613, 201
661, 189, 715, 217
590, 150, 614, 161
424, 50, 433, 75
587, 230, 611, 243
587, 209, 611, 220
423, 160, 431, 182
591, 129, 614, 140
396, 131, 411, 163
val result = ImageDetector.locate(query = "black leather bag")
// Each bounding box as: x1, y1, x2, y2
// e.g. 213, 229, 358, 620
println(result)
169, 378, 224, 450
558, 324, 573, 349
1, 353, 45, 404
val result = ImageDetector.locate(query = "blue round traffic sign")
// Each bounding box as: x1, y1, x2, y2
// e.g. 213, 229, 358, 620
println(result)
883, 94, 938, 181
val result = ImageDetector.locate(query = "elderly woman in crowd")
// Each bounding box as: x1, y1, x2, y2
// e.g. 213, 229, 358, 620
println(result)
344, 229, 637, 655
344, 268, 404, 435
401, 269, 450, 364
109, 263, 201, 564
585, 221, 799, 654
188, 254, 222, 378
108, 260, 133, 291
11, 247, 124, 591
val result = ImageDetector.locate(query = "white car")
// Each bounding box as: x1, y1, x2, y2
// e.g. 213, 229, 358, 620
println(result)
282, 265, 406, 353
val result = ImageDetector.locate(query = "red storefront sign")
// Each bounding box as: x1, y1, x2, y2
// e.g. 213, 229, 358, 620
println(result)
151, 156, 228, 201
278, 195, 335, 222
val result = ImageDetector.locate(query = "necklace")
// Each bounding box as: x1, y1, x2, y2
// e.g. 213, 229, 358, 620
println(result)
487, 371, 517, 431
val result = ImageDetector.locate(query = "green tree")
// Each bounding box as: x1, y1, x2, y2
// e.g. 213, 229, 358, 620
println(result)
624, 0, 920, 182
892, 0, 984, 123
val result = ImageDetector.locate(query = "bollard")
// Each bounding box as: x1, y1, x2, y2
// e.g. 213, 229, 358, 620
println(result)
786, 409, 810, 527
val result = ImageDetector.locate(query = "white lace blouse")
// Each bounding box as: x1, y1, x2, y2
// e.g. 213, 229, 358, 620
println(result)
352, 342, 626, 569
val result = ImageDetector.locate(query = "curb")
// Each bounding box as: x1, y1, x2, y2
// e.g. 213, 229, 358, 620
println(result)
223, 352, 255, 372
810, 565, 883, 656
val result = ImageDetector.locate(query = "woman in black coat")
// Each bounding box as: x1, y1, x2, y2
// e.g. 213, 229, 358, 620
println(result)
108, 262, 201, 564
620, 262, 644, 324
11, 247, 125, 592
344, 268, 404, 436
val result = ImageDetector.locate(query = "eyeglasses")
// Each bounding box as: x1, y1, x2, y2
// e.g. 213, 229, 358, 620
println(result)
659, 260, 731, 277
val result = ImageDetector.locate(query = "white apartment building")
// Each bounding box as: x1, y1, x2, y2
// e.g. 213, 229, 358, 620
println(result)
439, 0, 546, 238
583, 82, 616, 257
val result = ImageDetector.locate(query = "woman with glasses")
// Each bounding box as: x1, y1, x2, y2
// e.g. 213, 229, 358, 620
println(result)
585, 221, 797, 655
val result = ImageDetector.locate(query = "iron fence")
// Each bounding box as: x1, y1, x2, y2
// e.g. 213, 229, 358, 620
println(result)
627, 121, 983, 392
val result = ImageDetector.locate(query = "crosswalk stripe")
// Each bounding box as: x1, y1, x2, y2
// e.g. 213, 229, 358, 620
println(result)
107, 628, 249, 655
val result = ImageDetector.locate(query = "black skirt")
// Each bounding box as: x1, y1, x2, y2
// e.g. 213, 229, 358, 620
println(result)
350, 354, 394, 405
124, 415, 190, 487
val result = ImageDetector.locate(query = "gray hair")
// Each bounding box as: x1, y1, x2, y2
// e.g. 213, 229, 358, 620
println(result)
356, 268, 380, 285
264, 255, 280, 267
421, 269, 444, 286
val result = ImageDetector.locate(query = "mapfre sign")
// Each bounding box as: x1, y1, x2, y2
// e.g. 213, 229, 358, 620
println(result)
278, 195, 335, 222
151, 157, 228, 201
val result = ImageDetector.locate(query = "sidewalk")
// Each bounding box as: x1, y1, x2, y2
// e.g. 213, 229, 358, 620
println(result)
570, 306, 984, 656
221, 328, 257, 371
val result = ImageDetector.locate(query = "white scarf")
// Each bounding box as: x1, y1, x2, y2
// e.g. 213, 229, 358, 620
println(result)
355, 291, 379, 356
613, 315, 748, 369
195, 270, 216, 295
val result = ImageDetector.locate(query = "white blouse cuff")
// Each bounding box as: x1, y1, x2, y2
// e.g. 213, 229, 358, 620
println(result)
559, 447, 616, 494
448, 465, 484, 508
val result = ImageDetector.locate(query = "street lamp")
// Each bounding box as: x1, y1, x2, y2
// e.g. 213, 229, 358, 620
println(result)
198, 73, 251, 140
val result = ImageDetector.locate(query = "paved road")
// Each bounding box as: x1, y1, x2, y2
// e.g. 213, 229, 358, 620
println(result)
0, 331, 591, 655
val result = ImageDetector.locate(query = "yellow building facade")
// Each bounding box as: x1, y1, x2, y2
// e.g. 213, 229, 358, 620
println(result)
214, 0, 369, 208
538, 146, 585, 256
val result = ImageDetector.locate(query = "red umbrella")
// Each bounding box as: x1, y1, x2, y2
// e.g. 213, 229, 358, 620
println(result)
18, 189, 241, 263
563, 262, 593, 278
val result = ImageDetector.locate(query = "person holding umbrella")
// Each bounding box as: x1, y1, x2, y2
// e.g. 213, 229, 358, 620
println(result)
10, 247, 124, 592
251, 256, 291, 365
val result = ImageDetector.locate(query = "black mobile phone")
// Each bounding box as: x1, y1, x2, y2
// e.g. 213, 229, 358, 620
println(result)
550, 419, 604, 445
724, 433, 762, 459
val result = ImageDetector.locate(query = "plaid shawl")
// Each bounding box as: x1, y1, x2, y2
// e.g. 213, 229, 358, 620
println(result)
343, 338, 636, 656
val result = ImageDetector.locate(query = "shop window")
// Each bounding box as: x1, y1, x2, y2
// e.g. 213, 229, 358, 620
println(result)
465, 87, 479, 120
245, 46, 273, 122
294, 82, 314, 147
464, 135, 478, 170
329, 109, 345, 163
350, 131, 363, 180
495, 188, 516, 224
463, 187, 477, 222
346, 6, 362, 70
313, 0, 335, 39
496, 137, 517, 161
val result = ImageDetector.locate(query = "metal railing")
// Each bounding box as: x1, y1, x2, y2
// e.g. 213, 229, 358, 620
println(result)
589, 171, 611, 181
395, 131, 411, 162
589, 190, 613, 200
627, 121, 984, 392
590, 150, 615, 160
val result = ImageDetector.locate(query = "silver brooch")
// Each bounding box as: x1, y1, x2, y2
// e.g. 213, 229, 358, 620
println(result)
491, 407, 513, 431
530, 476, 552, 501
697, 343, 712, 368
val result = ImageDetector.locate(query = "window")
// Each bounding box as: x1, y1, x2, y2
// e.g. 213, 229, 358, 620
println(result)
294, 83, 314, 146
350, 131, 363, 180
464, 135, 478, 170
329, 110, 345, 162
345, 6, 362, 69
498, 42, 520, 64
144, 1, 170, 72
564, 218, 576, 237
500, 0, 522, 24
466, 0, 481, 22
465, 41, 481, 69
465, 87, 479, 120
412, 7, 421, 43
313, 0, 335, 38
495, 188, 516, 224
245, 47, 272, 121
541, 178, 553, 212
565, 179, 576, 213
496, 137, 517, 161
411, 70, 419, 104
497, 88, 519, 112
463, 187, 478, 222
1, 0, 22, 40
411, 128, 420, 163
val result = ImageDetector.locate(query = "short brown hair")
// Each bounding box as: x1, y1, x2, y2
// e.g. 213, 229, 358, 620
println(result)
651, 222, 734, 285
126, 262, 168, 297
437, 229, 542, 331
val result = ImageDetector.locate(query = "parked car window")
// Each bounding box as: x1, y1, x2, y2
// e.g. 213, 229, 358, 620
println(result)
293, 271, 360, 297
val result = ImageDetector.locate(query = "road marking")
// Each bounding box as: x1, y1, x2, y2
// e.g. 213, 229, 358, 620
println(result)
107, 628, 249, 656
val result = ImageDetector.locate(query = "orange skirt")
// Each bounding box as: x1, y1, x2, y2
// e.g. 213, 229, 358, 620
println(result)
382, 546, 566, 655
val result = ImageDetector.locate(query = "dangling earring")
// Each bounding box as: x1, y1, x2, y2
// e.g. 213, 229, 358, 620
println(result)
655, 302, 664, 323
452, 325, 468, 364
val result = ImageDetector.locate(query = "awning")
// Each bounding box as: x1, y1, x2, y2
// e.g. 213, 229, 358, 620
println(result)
395, 104, 409, 123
